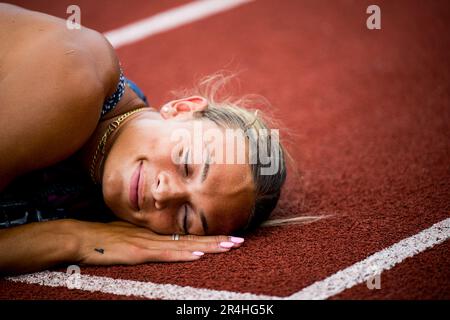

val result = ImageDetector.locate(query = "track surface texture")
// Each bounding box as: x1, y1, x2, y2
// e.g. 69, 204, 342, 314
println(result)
1, 0, 449, 300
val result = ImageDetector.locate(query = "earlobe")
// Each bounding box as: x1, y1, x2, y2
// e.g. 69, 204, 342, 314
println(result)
159, 103, 175, 119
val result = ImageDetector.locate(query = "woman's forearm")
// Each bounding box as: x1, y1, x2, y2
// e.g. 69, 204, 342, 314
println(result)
0, 219, 243, 276
0, 219, 80, 275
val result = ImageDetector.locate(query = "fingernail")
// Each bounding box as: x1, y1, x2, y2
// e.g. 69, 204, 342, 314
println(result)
229, 236, 245, 244
192, 251, 204, 256
219, 241, 234, 248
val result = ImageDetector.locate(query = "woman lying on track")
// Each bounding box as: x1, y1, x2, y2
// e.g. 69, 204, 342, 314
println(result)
0, 4, 286, 275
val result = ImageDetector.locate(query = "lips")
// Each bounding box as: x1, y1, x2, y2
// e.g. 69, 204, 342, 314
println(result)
129, 162, 142, 211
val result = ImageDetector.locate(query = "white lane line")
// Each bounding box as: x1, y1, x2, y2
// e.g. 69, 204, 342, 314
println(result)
104, 0, 253, 49
287, 217, 450, 300
7, 271, 275, 300
6, 217, 449, 300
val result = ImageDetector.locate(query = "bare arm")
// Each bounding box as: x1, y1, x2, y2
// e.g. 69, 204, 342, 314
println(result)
0, 220, 78, 275
0, 6, 119, 189
0, 219, 242, 276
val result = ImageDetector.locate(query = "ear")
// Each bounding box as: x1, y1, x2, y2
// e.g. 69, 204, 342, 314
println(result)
160, 96, 207, 120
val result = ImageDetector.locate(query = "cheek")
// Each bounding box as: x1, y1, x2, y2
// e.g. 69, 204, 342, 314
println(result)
146, 139, 183, 175
101, 168, 123, 211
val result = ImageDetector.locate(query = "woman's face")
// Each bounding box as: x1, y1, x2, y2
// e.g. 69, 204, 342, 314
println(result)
101, 97, 255, 235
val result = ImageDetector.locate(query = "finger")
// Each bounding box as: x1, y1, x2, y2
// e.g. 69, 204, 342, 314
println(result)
127, 236, 235, 253
182, 234, 246, 248
141, 249, 205, 263
147, 239, 236, 254
159, 234, 245, 248
86, 246, 205, 265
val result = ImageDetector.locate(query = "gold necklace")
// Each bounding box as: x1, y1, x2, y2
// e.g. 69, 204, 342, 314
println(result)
90, 107, 148, 184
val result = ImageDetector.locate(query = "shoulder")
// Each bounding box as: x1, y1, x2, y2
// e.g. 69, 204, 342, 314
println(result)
0, 26, 120, 181
47, 26, 120, 101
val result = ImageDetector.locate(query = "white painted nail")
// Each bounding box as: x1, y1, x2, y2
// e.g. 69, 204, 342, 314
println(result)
219, 242, 234, 248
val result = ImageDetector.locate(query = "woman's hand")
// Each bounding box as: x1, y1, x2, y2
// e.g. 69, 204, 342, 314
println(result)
75, 220, 244, 265
0, 219, 244, 275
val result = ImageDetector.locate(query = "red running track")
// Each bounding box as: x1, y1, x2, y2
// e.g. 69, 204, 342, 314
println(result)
1, 0, 449, 299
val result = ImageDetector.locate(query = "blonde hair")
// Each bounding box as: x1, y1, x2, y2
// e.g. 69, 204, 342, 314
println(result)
172, 72, 287, 234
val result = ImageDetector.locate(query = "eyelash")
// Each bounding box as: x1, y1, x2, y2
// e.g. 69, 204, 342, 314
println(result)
182, 149, 190, 177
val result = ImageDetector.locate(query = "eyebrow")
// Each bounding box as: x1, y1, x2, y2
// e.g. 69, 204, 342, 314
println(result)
198, 147, 210, 234
200, 147, 210, 183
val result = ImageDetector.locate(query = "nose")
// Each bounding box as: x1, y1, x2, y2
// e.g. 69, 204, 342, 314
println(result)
152, 171, 187, 209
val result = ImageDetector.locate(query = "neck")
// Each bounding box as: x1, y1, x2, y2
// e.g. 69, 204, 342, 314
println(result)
75, 87, 158, 184
76, 108, 146, 184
